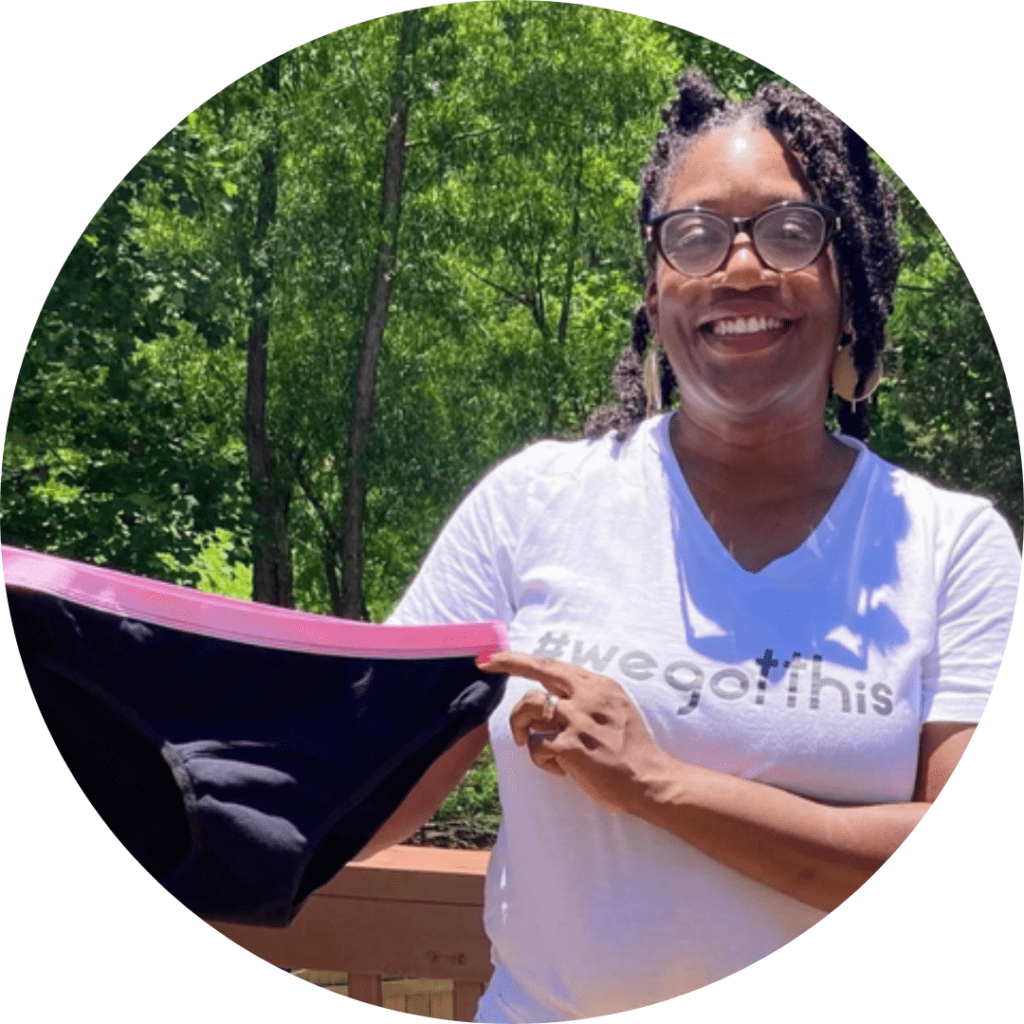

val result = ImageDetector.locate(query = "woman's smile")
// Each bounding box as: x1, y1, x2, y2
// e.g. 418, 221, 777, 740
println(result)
703, 318, 791, 352
698, 298, 799, 354
707, 317, 785, 337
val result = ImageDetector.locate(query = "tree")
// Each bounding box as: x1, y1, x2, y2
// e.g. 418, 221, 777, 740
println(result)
338, 8, 423, 620
6, 0, 1016, 622
1, 136, 247, 584
239, 57, 295, 606
871, 178, 1022, 538
271, 2, 679, 618
355, 2, 682, 617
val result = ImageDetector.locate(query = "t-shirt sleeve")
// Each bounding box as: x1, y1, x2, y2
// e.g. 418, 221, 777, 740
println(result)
386, 458, 524, 627
921, 503, 1021, 722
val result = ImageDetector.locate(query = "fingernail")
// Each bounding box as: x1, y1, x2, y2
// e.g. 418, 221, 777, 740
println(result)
477, 652, 493, 666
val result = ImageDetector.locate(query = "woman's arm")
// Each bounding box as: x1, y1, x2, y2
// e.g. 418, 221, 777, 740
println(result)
628, 720, 971, 912
481, 651, 974, 913
349, 724, 490, 861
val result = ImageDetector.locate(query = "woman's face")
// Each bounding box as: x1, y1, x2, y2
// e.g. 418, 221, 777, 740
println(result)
645, 122, 844, 433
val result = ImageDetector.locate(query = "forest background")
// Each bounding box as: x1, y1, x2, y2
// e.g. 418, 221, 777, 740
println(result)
3, 1, 1020, 848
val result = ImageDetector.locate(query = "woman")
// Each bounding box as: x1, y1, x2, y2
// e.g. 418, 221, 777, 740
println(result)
358, 72, 1020, 1021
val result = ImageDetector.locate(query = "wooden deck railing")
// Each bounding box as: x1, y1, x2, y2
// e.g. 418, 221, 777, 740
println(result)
210, 846, 492, 1020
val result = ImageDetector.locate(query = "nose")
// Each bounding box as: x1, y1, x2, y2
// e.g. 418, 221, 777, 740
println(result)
716, 231, 775, 286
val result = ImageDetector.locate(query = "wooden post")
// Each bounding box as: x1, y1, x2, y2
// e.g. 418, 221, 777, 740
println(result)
209, 847, 492, 1019
454, 981, 485, 1022
349, 973, 384, 1006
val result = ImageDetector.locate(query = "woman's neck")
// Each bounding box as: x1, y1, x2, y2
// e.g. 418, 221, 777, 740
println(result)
668, 406, 850, 495
666, 409, 859, 572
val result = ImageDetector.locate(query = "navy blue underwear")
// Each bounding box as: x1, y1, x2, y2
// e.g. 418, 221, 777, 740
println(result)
3, 546, 507, 927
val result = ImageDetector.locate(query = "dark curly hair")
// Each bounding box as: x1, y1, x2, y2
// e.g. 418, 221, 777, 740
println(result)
585, 70, 901, 441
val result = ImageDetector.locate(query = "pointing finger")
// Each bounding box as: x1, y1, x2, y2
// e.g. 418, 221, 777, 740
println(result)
476, 650, 575, 697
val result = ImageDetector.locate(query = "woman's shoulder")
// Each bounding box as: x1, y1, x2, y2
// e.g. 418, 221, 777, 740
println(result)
482, 416, 662, 493
852, 439, 1019, 554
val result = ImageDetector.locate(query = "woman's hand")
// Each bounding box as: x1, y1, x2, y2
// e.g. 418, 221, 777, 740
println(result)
479, 650, 971, 912
478, 650, 675, 815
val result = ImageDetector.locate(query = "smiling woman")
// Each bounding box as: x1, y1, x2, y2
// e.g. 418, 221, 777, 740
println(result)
356, 71, 1020, 1023
643, 121, 858, 571
650, 127, 844, 431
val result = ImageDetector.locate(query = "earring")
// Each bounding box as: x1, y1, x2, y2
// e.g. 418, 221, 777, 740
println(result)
831, 339, 882, 407
643, 339, 663, 416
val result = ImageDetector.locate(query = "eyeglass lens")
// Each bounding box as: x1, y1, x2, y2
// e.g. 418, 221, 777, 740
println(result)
660, 205, 828, 276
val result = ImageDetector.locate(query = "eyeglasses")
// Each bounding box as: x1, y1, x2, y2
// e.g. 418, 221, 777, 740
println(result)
645, 201, 840, 277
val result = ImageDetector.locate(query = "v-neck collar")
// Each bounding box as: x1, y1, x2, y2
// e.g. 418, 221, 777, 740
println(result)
649, 414, 870, 590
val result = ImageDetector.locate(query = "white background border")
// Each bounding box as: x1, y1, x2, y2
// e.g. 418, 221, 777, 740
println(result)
3, 2, 1020, 1021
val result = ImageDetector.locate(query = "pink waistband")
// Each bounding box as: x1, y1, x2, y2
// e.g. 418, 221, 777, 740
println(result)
2, 546, 508, 659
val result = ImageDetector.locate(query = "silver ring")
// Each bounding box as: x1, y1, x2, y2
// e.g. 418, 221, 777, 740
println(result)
542, 693, 560, 720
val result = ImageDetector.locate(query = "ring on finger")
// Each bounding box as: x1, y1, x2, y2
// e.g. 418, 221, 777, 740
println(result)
542, 692, 560, 721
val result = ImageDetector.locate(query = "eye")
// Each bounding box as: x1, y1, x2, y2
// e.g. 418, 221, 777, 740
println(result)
754, 206, 828, 269
663, 213, 729, 254
761, 208, 822, 240
768, 214, 816, 246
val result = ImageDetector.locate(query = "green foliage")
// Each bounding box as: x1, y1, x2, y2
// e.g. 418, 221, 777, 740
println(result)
409, 746, 502, 849
4, 0, 1018, 619
1, 105, 252, 582
4, 1, 1018, 846
191, 528, 254, 598
435, 745, 500, 824
657, 21, 783, 98
871, 176, 1022, 539
2, 213, 248, 583
359, 2, 681, 616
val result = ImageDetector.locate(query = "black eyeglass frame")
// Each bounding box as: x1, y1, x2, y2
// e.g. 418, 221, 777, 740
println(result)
644, 200, 841, 277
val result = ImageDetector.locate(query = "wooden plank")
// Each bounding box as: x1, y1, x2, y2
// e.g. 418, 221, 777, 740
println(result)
211, 845, 493, 982
380, 979, 452, 1016
213, 896, 491, 981
324, 867, 483, 906
454, 981, 484, 1022
352, 846, 490, 876
321, 847, 489, 905
432, 988, 454, 1019
291, 969, 347, 986
406, 992, 432, 1017
382, 979, 452, 996
294, 969, 476, 1020
348, 973, 383, 1005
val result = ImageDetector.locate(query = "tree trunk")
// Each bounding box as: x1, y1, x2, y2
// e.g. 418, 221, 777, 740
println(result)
547, 149, 584, 435
337, 10, 420, 620
244, 58, 293, 607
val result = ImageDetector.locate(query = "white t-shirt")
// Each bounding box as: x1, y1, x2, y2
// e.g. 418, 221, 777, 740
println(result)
389, 414, 1020, 1022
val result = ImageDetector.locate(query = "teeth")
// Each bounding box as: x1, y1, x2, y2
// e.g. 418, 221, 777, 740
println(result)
710, 317, 784, 336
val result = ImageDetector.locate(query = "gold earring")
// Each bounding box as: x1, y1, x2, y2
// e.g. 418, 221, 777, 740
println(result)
831, 341, 882, 406
643, 340, 663, 416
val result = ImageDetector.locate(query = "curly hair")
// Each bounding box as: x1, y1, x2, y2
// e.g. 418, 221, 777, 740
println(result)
585, 70, 901, 441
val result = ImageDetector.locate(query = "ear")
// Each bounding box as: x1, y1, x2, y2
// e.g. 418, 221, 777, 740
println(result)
644, 276, 660, 337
